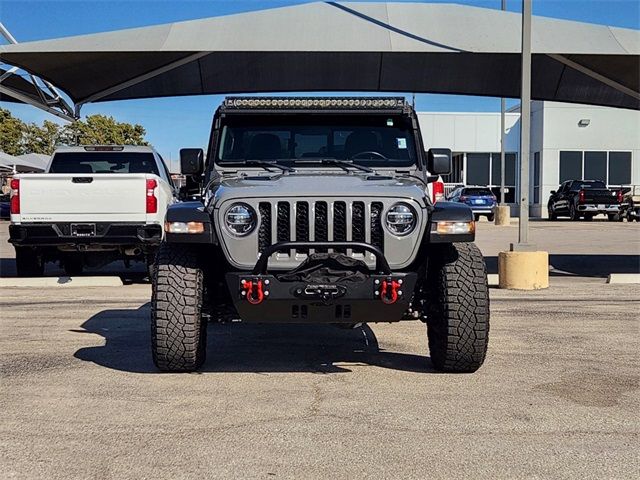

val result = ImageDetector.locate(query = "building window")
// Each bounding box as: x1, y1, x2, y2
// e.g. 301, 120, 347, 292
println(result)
490, 153, 517, 202
584, 151, 607, 182
608, 152, 632, 185
466, 153, 490, 186
559, 150, 632, 186
533, 152, 540, 203
559, 151, 582, 182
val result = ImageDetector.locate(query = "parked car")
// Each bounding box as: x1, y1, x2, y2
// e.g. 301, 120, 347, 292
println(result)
446, 186, 497, 221
620, 185, 640, 222
151, 96, 489, 373
0, 193, 9, 219
547, 180, 622, 221
8, 145, 177, 276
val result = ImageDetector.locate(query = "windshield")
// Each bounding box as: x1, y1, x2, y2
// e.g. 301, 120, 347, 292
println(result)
216, 114, 417, 168
49, 152, 159, 175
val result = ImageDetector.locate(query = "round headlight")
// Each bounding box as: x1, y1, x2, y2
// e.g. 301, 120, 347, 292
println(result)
225, 203, 256, 236
385, 203, 417, 236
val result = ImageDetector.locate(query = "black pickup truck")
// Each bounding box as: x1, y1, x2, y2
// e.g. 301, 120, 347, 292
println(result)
547, 180, 622, 221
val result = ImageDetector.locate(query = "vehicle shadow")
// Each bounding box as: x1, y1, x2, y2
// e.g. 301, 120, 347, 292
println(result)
73, 303, 435, 374
0, 256, 150, 284
484, 253, 640, 277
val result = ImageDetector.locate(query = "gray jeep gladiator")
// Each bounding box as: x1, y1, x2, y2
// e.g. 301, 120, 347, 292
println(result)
153, 97, 489, 373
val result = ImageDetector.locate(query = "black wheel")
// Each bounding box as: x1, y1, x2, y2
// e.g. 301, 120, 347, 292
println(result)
607, 213, 622, 222
15, 247, 44, 277
151, 243, 206, 372
426, 242, 490, 373
63, 254, 84, 276
474, 213, 480, 222
569, 204, 580, 221
584, 214, 594, 221
487, 214, 495, 222
547, 204, 557, 220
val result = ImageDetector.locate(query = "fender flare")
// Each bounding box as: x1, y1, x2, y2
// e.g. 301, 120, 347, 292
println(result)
164, 201, 216, 244
427, 201, 475, 243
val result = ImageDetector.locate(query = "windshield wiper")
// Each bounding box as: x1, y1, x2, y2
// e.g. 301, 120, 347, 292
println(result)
239, 160, 295, 172
293, 159, 373, 173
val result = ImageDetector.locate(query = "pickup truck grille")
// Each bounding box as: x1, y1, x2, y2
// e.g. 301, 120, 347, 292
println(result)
257, 200, 385, 255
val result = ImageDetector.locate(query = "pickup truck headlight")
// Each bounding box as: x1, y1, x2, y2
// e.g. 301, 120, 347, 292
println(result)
385, 203, 417, 236
225, 203, 256, 236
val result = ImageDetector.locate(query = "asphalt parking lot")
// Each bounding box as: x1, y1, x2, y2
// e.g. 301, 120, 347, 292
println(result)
1, 219, 639, 479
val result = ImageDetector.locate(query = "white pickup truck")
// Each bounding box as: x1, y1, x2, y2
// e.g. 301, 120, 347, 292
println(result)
9, 145, 176, 276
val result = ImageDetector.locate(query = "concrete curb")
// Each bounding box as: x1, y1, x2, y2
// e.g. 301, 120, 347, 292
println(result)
487, 274, 499, 287
0, 276, 124, 287
606, 274, 640, 284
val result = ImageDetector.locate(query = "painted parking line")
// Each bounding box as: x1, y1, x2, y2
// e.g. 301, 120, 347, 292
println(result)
0, 276, 124, 287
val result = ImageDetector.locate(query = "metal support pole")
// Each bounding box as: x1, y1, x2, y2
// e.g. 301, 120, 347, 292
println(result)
500, 0, 506, 206
512, 0, 534, 250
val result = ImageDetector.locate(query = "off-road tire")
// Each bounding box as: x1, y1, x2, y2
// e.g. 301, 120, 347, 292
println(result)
146, 253, 157, 280
426, 242, 489, 373
63, 254, 84, 276
151, 243, 206, 372
15, 247, 44, 277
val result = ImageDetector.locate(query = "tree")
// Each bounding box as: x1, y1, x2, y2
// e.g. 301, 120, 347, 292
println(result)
0, 108, 149, 156
22, 120, 62, 155
61, 115, 149, 146
0, 107, 26, 156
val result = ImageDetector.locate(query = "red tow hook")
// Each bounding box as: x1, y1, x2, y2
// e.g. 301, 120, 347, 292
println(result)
380, 280, 401, 305
242, 280, 264, 305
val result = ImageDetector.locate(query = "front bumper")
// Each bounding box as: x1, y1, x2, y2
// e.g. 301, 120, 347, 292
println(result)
9, 222, 162, 247
225, 241, 418, 323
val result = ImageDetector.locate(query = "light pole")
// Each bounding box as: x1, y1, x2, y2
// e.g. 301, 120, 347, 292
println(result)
498, 0, 548, 290
512, 0, 533, 250
500, 0, 506, 206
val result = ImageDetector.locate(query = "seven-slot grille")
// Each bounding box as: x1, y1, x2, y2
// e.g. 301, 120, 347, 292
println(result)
258, 200, 384, 255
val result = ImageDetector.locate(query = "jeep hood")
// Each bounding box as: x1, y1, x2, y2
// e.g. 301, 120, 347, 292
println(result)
211, 173, 429, 207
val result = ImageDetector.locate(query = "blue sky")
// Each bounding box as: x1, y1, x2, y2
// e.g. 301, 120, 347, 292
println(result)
1, 0, 639, 168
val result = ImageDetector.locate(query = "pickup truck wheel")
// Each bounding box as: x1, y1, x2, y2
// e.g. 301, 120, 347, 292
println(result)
63, 254, 84, 276
583, 214, 594, 221
569, 204, 580, 221
547, 204, 557, 220
607, 213, 622, 222
15, 247, 44, 277
151, 243, 206, 372
426, 242, 489, 373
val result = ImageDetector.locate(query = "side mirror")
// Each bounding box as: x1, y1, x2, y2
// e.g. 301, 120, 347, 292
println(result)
550, 190, 556, 195
427, 148, 452, 175
180, 148, 204, 176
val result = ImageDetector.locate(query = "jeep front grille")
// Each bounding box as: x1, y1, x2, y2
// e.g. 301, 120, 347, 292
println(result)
219, 197, 424, 271
257, 200, 386, 255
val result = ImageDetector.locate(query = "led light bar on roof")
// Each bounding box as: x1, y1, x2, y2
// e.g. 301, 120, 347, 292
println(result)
223, 97, 407, 110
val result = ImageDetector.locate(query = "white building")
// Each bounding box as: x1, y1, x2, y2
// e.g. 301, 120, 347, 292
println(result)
419, 101, 640, 217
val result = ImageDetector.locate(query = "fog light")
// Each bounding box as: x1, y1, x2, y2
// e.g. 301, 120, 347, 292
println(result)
436, 221, 475, 235
164, 221, 205, 234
